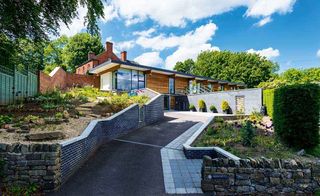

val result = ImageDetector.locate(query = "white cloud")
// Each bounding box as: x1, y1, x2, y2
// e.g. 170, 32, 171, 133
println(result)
110, 0, 296, 27
133, 22, 219, 69
254, 16, 272, 27
136, 22, 218, 51
165, 45, 219, 70
317, 49, 320, 58
247, 47, 280, 59
134, 52, 164, 67
101, 4, 119, 23
133, 28, 156, 37
116, 40, 135, 51
59, 6, 87, 37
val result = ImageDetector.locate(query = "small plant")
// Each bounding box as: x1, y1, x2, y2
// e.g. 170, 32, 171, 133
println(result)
55, 112, 63, 119
249, 111, 263, 123
241, 120, 255, 147
198, 99, 206, 112
206, 126, 215, 135
2, 183, 40, 195
78, 95, 89, 103
214, 117, 224, 124
221, 100, 230, 114
189, 104, 195, 111
209, 105, 217, 113
23, 115, 39, 123
0, 115, 12, 127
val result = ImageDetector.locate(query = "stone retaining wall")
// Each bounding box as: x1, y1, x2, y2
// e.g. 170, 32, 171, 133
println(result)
0, 143, 61, 192
202, 156, 320, 194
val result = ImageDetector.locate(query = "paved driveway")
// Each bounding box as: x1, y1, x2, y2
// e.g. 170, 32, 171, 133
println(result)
50, 112, 207, 196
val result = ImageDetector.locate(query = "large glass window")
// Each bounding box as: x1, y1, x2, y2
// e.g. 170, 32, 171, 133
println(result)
169, 78, 175, 94
112, 69, 145, 91
132, 70, 138, 90
117, 69, 131, 91
138, 71, 145, 88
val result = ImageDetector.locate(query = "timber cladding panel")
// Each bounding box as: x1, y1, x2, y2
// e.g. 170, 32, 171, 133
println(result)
146, 72, 169, 94
175, 77, 189, 93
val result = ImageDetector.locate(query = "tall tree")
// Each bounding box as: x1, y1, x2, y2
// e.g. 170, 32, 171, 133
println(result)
62, 33, 103, 72
192, 50, 278, 88
43, 35, 69, 73
173, 59, 195, 74
0, 0, 104, 41
258, 67, 320, 89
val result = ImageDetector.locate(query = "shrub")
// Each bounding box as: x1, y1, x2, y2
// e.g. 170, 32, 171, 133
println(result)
198, 99, 206, 110
263, 89, 275, 118
207, 126, 214, 135
273, 84, 320, 148
241, 120, 255, 146
221, 100, 230, 112
209, 105, 217, 112
23, 115, 39, 123
189, 104, 195, 111
0, 115, 12, 127
249, 111, 263, 123
55, 112, 63, 119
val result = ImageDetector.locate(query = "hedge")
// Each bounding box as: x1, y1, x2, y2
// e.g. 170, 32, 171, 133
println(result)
263, 89, 275, 118
273, 84, 320, 149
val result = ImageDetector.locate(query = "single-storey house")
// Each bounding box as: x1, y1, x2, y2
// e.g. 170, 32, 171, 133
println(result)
76, 42, 246, 110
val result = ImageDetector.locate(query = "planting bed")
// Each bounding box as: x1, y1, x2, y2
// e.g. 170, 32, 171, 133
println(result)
0, 87, 149, 143
193, 115, 320, 162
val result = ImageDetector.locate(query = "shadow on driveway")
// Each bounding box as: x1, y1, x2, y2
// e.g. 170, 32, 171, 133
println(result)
50, 116, 200, 196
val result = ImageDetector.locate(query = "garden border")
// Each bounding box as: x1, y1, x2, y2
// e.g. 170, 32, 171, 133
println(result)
183, 115, 240, 160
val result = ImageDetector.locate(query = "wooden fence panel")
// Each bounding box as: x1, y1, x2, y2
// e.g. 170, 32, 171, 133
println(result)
0, 72, 14, 105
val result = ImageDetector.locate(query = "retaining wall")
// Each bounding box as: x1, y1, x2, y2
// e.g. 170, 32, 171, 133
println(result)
202, 156, 320, 194
0, 143, 61, 192
187, 88, 262, 115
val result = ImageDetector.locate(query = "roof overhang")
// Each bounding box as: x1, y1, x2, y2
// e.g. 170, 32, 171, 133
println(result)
89, 60, 119, 74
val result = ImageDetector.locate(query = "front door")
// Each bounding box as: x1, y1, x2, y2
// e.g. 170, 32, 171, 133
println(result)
164, 95, 170, 110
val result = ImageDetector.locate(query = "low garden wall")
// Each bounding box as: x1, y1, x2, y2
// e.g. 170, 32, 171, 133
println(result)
202, 156, 320, 194
187, 88, 262, 115
0, 143, 61, 192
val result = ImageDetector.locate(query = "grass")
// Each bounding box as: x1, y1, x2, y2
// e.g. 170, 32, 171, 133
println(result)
193, 118, 297, 159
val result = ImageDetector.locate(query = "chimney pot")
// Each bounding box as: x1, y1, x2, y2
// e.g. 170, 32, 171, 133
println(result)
88, 51, 95, 60
106, 41, 113, 52
121, 51, 127, 61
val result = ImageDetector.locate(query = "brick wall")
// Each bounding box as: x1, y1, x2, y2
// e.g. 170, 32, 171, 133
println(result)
39, 67, 99, 93
145, 95, 164, 125
202, 157, 320, 194
0, 143, 61, 192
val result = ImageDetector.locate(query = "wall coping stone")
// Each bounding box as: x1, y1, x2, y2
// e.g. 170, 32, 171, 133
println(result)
187, 88, 262, 96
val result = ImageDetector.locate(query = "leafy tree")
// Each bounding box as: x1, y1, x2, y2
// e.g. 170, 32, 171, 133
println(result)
0, 0, 104, 41
193, 50, 279, 88
62, 33, 103, 72
43, 36, 69, 73
258, 67, 320, 89
174, 59, 195, 74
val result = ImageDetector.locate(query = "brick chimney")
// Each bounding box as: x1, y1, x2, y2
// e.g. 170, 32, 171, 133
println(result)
88, 51, 95, 60
106, 41, 113, 52
121, 51, 127, 61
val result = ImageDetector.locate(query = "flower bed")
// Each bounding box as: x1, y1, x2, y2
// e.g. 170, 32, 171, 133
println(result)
0, 87, 149, 143
193, 115, 319, 162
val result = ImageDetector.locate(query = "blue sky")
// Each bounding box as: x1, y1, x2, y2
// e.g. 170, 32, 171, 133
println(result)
59, 0, 320, 72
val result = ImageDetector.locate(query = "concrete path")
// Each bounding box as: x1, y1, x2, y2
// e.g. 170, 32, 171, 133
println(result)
50, 112, 210, 196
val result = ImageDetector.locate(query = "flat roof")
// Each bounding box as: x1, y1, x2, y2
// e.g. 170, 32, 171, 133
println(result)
89, 59, 246, 86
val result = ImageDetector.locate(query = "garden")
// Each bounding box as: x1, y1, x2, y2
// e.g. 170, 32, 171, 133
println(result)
0, 86, 149, 143
193, 84, 320, 161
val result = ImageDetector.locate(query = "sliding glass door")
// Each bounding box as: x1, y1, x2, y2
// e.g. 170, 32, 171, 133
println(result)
113, 68, 145, 91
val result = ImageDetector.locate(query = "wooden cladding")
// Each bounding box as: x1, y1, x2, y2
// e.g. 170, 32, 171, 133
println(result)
175, 77, 188, 93
146, 72, 169, 94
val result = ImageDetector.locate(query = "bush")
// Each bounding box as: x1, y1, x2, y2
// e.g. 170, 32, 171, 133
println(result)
189, 104, 195, 111
209, 105, 217, 112
263, 89, 275, 118
249, 111, 263, 123
241, 120, 255, 146
273, 84, 320, 148
198, 99, 206, 111
221, 100, 230, 112
0, 115, 12, 127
